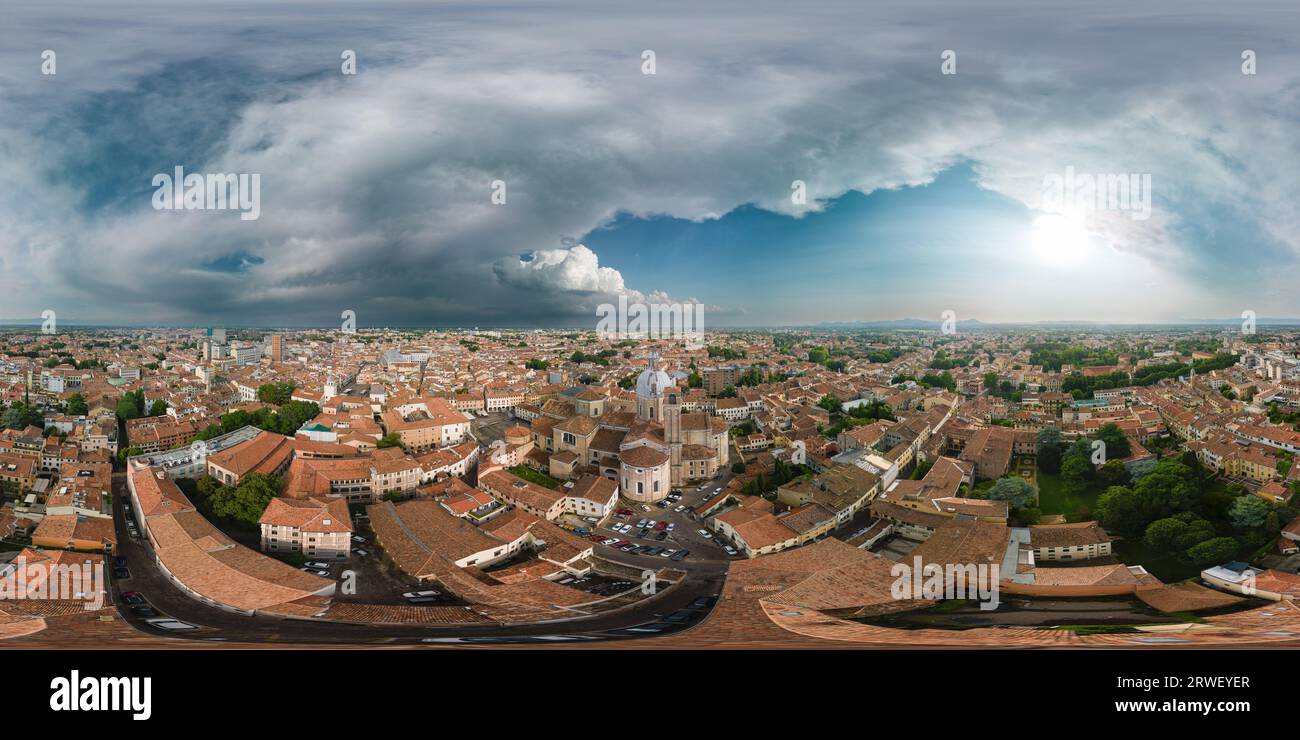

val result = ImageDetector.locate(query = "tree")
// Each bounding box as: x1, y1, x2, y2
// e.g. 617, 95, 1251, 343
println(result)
377, 432, 403, 449
1144, 516, 1189, 551
1060, 456, 1093, 492
2, 407, 25, 430
1037, 442, 1062, 474
983, 477, 1037, 510
117, 446, 144, 463
209, 473, 280, 527
1096, 423, 1131, 461
731, 461, 746, 474
1097, 459, 1130, 488
1012, 506, 1042, 526
982, 372, 999, 392
817, 394, 841, 413
65, 393, 88, 416
1131, 458, 1198, 521
116, 390, 145, 421
256, 382, 296, 405
148, 399, 168, 417
1186, 536, 1240, 566
1097, 485, 1143, 535
1228, 495, 1271, 530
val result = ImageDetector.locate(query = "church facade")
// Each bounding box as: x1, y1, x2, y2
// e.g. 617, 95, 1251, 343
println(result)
542, 355, 729, 502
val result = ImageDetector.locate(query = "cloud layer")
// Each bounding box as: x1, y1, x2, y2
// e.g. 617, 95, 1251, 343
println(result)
1, 0, 1297, 325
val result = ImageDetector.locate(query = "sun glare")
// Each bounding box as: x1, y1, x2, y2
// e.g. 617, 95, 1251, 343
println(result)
1028, 212, 1091, 266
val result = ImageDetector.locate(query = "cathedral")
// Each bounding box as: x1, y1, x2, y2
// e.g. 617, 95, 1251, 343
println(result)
539, 355, 729, 502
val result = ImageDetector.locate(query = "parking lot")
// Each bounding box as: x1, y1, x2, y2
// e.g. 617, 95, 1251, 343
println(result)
588, 481, 741, 563
469, 411, 518, 448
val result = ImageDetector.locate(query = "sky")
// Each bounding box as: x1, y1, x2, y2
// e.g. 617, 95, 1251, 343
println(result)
1, 0, 1298, 328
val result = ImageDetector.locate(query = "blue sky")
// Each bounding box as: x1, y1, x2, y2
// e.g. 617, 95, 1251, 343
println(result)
1, 0, 1298, 326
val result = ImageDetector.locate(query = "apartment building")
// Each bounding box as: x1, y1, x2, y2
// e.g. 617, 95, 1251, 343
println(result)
382, 397, 472, 451
259, 496, 353, 560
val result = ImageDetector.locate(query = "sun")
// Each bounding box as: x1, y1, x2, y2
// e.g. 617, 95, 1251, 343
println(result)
1028, 212, 1091, 266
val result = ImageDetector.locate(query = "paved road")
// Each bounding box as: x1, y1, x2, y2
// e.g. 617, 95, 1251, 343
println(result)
108, 471, 727, 645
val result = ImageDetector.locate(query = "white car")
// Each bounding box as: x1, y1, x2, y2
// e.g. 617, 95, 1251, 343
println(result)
304, 561, 332, 570
724, 546, 738, 556
403, 590, 441, 598
674, 505, 685, 512
659, 549, 676, 558
667, 523, 675, 531
697, 529, 713, 539
145, 618, 198, 631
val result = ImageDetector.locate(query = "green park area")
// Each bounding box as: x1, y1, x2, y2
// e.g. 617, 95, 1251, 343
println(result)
508, 464, 562, 489
1035, 471, 1099, 523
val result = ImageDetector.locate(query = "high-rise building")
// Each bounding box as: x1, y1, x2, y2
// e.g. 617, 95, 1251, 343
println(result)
270, 334, 283, 363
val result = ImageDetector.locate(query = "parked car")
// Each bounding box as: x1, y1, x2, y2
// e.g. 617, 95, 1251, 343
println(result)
354, 549, 370, 558
145, 618, 198, 631
350, 535, 367, 544
113, 567, 130, 580
654, 521, 668, 531
674, 505, 686, 513
670, 550, 690, 562
724, 546, 738, 556
301, 567, 330, 577
654, 531, 668, 541
697, 529, 713, 539
688, 596, 718, 610
663, 610, 697, 624
112, 555, 128, 568
659, 549, 676, 558
406, 597, 438, 604
403, 590, 441, 599
130, 605, 158, 618
304, 561, 332, 570
635, 519, 648, 529
121, 591, 146, 605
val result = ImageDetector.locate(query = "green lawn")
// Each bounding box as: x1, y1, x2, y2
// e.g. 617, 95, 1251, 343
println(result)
507, 465, 562, 489
1034, 471, 1100, 522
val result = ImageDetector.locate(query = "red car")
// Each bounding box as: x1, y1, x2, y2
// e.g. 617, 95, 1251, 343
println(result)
654, 521, 669, 531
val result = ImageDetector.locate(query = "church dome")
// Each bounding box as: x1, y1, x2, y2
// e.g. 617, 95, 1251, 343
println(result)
636, 366, 674, 400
